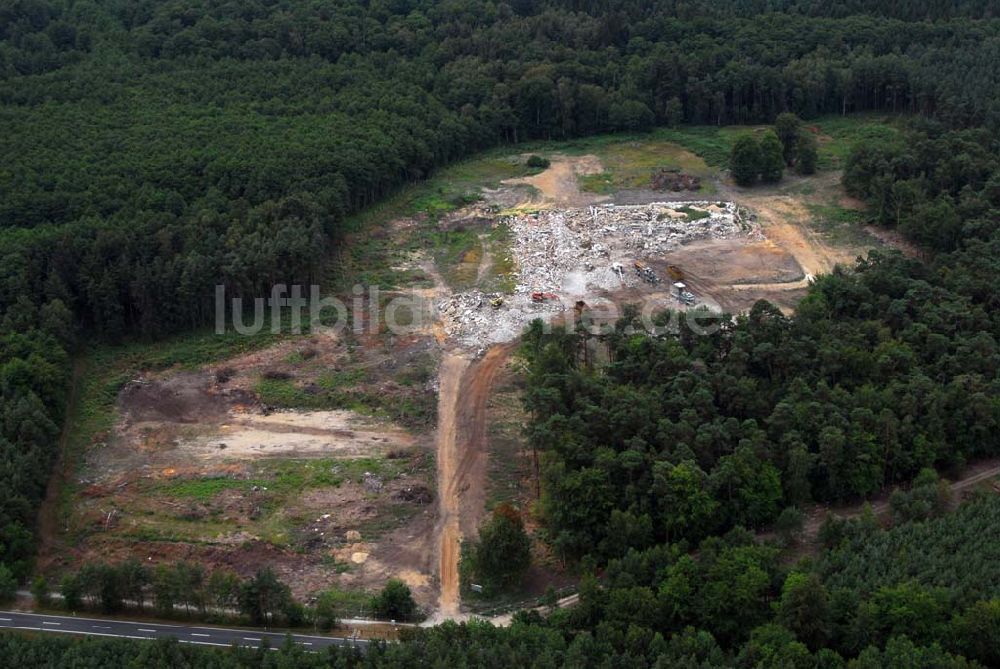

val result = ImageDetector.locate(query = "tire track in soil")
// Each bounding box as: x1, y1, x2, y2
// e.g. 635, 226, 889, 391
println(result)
434, 343, 516, 617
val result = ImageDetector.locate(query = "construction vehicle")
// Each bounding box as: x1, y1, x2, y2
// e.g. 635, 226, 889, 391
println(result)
634, 260, 660, 285
531, 291, 558, 303
489, 296, 504, 309
679, 291, 696, 306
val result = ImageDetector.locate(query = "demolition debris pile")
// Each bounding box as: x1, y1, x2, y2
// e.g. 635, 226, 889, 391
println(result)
438, 202, 758, 348
651, 168, 701, 191
437, 288, 564, 348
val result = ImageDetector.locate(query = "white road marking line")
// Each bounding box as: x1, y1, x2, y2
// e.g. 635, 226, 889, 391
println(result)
0, 610, 178, 628
13, 626, 147, 641
243, 637, 261, 642
178, 639, 231, 648
0, 611, 344, 651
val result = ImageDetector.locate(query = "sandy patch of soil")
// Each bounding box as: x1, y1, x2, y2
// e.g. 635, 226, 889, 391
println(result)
504, 154, 608, 209
749, 196, 849, 277
179, 410, 415, 460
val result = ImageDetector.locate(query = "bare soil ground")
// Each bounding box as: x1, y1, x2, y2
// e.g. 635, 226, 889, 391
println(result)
654, 238, 805, 313
42, 334, 441, 606
654, 172, 883, 314
503, 154, 608, 209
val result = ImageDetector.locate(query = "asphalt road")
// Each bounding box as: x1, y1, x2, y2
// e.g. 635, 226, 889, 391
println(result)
0, 610, 369, 651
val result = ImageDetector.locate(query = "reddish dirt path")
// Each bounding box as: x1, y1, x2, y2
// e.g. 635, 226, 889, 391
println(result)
434, 352, 469, 618
434, 343, 516, 618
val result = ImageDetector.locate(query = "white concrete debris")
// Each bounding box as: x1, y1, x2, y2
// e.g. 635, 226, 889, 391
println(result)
437, 288, 565, 349
438, 202, 758, 348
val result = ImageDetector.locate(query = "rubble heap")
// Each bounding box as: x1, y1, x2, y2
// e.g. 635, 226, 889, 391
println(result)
438, 202, 758, 348
651, 169, 701, 191
507, 201, 757, 295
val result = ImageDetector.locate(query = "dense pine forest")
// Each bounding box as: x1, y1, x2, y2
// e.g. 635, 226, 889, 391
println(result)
514, 121, 1000, 663
3, 0, 1000, 665
522, 121, 1000, 554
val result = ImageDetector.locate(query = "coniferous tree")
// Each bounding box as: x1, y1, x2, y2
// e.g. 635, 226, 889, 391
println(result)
731, 135, 761, 186
759, 130, 786, 183
794, 132, 818, 175
774, 113, 802, 165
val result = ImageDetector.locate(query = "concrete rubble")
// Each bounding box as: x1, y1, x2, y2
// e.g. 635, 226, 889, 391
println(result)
437, 202, 759, 348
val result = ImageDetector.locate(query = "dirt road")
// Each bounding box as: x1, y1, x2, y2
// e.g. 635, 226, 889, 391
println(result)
434, 344, 516, 617
791, 458, 1000, 546
434, 353, 470, 618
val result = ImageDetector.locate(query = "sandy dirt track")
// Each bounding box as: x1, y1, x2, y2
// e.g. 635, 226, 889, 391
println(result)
434, 344, 516, 618
434, 353, 470, 618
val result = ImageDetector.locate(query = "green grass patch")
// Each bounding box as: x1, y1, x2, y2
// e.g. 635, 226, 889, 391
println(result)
676, 205, 711, 221
578, 171, 616, 194
806, 203, 879, 248
483, 223, 517, 294
315, 587, 373, 616
317, 368, 367, 391
254, 377, 330, 409
655, 126, 737, 168
809, 115, 901, 170
329, 154, 536, 292
157, 477, 262, 500
257, 457, 402, 493
568, 132, 718, 193
151, 457, 403, 502
420, 227, 482, 291
131, 455, 428, 546
254, 373, 435, 427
